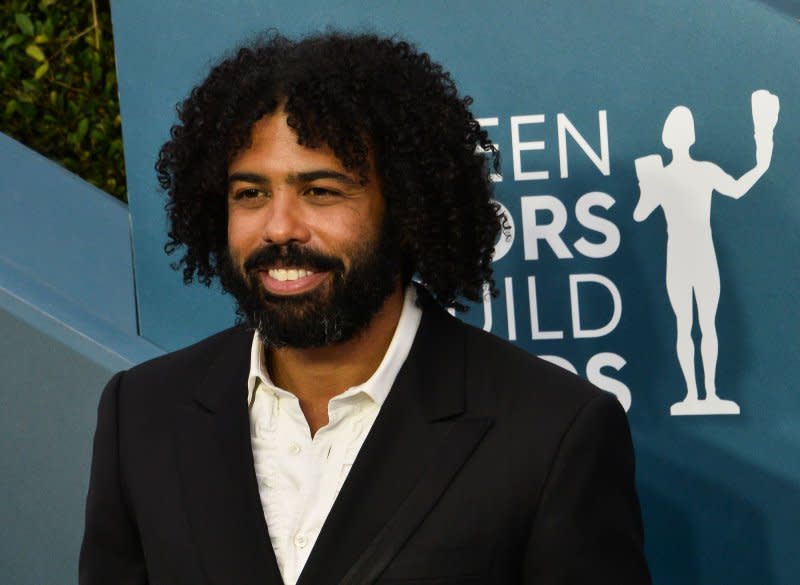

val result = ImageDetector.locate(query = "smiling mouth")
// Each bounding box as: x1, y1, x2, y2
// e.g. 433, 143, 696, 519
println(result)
258, 265, 330, 295
267, 267, 315, 282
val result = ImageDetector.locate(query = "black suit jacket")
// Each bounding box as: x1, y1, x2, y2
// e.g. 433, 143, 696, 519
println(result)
80, 302, 651, 584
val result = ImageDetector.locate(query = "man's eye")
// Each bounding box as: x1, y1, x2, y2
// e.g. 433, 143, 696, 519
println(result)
234, 188, 262, 199
307, 187, 339, 198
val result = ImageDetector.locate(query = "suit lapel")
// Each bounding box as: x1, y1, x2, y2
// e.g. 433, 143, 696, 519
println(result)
297, 305, 493, 585
173, 328, 283, 585
338, 418, 492, 585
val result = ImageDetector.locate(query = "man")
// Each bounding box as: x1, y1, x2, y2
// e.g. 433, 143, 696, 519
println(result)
81, 31, 650, 584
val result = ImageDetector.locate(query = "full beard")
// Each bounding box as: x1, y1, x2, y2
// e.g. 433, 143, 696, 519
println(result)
219, 225, 400, 348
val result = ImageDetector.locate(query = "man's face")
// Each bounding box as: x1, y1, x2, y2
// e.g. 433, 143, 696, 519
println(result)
224, 111, 400, 348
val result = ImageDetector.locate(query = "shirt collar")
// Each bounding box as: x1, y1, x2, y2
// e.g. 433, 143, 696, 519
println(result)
247, 285, 422, 406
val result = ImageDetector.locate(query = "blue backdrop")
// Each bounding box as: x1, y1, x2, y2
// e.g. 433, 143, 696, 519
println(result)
110, 1, 800, 582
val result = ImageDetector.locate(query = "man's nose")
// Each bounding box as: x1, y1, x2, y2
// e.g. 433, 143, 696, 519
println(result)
261, 192, 310, 245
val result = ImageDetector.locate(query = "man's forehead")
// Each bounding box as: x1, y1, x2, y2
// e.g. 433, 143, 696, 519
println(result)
229, 112, 375, 184
231, 113, 335, 164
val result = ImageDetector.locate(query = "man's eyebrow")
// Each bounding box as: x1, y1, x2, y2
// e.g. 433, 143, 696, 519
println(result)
227, 169, 362, 187
291, 170, 360, 186
227, 172, 268, 186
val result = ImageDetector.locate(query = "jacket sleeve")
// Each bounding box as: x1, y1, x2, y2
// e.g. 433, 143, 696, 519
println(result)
79, 372, 148, 585
523, 392, 652, 584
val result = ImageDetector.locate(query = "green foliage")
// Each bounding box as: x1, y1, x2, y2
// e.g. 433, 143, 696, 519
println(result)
1, 0, 127, 201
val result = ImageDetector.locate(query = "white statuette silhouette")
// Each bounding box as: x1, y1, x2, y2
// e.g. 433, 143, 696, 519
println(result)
634, 90, 779, 416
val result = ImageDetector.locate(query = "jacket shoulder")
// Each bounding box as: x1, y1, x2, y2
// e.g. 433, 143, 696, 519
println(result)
128, 324, 249, 374
450, 313, 609, 413
113, 325, 252, 404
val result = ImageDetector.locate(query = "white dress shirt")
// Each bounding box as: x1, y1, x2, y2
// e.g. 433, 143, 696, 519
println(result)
247, 286, 422, 585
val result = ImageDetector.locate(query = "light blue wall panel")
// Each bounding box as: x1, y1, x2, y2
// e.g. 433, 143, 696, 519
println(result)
0, 305, 112, 585
0, 133, 164, 583
0, 133, 138, 337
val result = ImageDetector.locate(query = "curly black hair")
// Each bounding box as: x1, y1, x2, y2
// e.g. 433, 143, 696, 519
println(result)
156, 30, 502, 310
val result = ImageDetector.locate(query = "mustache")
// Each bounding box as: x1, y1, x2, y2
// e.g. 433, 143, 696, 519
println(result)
243, 244, 345, 273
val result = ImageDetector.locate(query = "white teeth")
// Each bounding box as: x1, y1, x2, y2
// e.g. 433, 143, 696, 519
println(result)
268, 268, 315, 282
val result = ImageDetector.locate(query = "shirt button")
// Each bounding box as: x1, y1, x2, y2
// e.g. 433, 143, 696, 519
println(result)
294, 533, 308, 548
289, 443, 301, 455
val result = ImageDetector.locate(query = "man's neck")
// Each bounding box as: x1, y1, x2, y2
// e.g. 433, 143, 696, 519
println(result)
266, 284, 406, 435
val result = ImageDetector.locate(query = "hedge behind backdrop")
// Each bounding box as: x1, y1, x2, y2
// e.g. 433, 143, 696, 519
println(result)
0, 0, 126, 201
